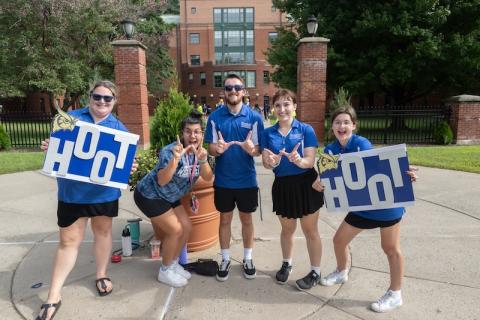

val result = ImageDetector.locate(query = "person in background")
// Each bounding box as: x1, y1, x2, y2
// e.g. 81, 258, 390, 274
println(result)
134, 110, 213, 287
313, 105, 418, 313
37, 80, 137, 320
261, 89, 324, 290
205, 74, 264, 282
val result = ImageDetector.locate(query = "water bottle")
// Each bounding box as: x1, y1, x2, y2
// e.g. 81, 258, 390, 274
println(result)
121, 226, 132, 257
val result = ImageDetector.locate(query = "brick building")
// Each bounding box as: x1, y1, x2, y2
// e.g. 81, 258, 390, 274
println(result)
168, 0, 289, 109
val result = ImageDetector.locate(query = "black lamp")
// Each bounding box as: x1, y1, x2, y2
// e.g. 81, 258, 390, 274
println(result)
306, 15, 318, 36
121, 18, 135, 40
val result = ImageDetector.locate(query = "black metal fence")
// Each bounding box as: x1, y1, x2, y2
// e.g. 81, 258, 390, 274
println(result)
324, 105, 450, 145
0, 112, 53, 148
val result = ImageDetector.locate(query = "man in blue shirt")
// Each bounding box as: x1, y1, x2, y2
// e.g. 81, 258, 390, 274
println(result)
205, 74, 264, 282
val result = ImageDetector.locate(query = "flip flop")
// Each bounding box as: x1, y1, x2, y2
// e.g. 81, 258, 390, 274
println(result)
35, 300, 61, 320
95, 277, 113, 296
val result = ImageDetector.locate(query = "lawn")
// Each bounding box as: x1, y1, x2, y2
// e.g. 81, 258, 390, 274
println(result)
0, 151, 45, 174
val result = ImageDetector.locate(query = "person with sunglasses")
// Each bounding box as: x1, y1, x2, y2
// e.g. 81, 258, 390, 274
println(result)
205, 74, 265, 282
134, 110, 213, 287
260, 89, 324, 290
37, 80, 137, 320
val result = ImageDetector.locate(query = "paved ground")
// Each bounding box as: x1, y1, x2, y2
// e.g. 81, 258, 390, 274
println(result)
1, 161, 479, 320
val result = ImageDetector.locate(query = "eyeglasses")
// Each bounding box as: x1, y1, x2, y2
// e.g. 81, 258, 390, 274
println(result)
333, 120, 353, 126
91, 93, 115, 102
224, 85, 245, 92
183, 130, 203, 136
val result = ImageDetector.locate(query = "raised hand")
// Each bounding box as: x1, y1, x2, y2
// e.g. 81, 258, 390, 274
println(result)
172, 135, 194, 161
406, 166, 419, 182
238, 131, 255, 155
193, 135, 208, 162
40, 139, 50, 152
263, 148, 282, 168
215, 131, 236, 155
279, 142, 302, 164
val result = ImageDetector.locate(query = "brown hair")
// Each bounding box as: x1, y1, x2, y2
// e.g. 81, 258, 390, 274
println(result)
272, 89, 296, 105
90, 80, 117, 97
223, 73, 245, 86
329, 105, 359, 138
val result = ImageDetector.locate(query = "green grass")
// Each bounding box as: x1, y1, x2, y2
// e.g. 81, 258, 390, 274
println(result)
408, 145, 480, 174
0, 151, 45, 174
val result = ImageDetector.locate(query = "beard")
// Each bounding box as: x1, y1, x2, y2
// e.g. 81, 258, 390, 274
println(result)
226, 93, 243, 106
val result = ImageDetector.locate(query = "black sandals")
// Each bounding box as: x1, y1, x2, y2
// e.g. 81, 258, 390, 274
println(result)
95, 277, 113, 296
36, 300, 61, 320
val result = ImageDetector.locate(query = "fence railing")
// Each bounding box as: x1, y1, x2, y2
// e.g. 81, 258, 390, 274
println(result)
0, 112, 53, 148
324, 105, 450, 145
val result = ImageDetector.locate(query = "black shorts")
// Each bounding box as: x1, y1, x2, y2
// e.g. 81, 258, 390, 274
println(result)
57, 200, 118, 228
133, 188, 181, 218
345, 212, 401, 229
214, 186, 258, 213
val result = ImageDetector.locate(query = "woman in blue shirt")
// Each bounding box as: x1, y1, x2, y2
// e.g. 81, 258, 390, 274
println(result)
260, 89, 324, 290
134, 110, 213, 288
38, 80, 137, 320
313, 105, 418, 313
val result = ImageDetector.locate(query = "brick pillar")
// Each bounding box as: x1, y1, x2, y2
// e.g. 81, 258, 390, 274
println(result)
445, 95, 480, 145
297, 37, 330, 142
111, 40, 150, 149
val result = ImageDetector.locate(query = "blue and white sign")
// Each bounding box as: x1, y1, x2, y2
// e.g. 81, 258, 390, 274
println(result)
318, 144, 415, 212
42, 120, 139, 189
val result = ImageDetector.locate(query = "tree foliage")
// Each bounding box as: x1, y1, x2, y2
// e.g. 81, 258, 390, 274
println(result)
265, 28, 298, 92
0, 0, 174, 108
270, 0, 480, 104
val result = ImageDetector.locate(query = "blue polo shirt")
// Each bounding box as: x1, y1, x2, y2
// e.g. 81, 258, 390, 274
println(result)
136, 142, 200, 203
205, 104, 264, 188
324, 134, 405, 221
260, 119, 318, 177
56, 107, 129, 204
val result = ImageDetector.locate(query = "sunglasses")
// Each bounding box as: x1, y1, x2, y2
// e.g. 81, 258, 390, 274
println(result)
224, 85, 245, 92
91, 93, 115, 102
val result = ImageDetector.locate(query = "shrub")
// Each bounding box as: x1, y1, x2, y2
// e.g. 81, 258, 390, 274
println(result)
433, 121, 453, 145
0, 124, 11, 150
128, 149, 158, 190
150, 86, 194, 152
329, 87, 352, 113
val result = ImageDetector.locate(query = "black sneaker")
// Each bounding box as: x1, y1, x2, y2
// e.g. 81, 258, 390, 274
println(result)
243, 259, 256, 279
296, 270, 321, 290
216, 259, 231, 282
276, 262, 292, 284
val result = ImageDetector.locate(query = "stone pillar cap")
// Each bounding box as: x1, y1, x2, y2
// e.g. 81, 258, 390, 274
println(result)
298, 37, 330, 44
111, 39, 147, 50
445, 94, 480, 103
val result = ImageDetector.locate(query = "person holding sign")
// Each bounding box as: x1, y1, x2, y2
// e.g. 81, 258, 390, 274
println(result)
205, 74, 264, 282
260, 89, 324, 290
134, 110, 213, 287
37, 80, 137, 320
312, 105, 418, 313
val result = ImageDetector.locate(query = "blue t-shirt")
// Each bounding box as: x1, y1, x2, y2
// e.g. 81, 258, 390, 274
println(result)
324, 134, 405, 221
56, 107, 128, 204
260, 119, 318, 177
136, 142, 200, 203
205, 104, 264, 188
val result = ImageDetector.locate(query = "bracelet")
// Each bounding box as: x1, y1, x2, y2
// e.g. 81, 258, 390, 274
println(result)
198, 159, 208, 164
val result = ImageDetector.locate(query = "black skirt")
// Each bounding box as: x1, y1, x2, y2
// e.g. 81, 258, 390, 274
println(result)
57, 200, 118, 228
272, 169, 324, 219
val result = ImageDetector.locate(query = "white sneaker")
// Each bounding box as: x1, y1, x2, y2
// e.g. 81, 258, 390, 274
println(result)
320, 269, 348, 286
370, 290, 403, 313
157, 265, 188, 287
173, 261, 192, 280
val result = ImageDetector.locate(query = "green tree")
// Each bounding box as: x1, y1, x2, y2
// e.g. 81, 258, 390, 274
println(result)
265, 28, 298, 91
0, 0, 173, 109
270, 0, 480, 105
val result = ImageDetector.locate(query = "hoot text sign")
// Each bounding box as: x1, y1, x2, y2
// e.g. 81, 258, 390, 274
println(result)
317, 144, 415, 212
42, 114, 138, 189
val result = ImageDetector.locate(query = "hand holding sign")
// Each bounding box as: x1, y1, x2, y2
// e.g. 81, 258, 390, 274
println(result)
279, 143, 302, 165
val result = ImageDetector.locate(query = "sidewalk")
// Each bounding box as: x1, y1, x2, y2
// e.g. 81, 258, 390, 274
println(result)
0, 162, 479, 320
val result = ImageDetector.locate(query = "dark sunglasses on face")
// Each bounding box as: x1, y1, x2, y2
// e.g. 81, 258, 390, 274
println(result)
91, 93, 115, 102
224, 85, 245, 92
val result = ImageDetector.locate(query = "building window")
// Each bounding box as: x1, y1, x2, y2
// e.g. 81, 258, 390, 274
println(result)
245, 71, 256, 88
213, 72, 223, 87
191, 7, 196, 14
263, 71, 270, 84
245, 8, 254, 22
188, 73, 194, 85
189, 33, 200, 44
200, 72, 206, 85
190, 55, 200, 66
268, 32, 278, 43
213, 8, 222, 23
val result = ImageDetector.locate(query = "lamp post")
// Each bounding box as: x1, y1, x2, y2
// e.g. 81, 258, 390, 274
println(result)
306, 15, 318, 36
121, 18, 136, 40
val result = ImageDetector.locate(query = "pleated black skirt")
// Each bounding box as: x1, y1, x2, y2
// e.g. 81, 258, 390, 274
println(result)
272, 168, 324, 219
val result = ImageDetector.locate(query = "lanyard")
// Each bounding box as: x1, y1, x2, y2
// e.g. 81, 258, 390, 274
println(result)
185, 152, 198, 190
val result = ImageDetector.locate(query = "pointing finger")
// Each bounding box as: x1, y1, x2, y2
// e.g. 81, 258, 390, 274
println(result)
176, 135, 181, 145
279, 148, 288, 157
218, 131, 224, 142
245, 130, 253, 141
292, 142, 301, 153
